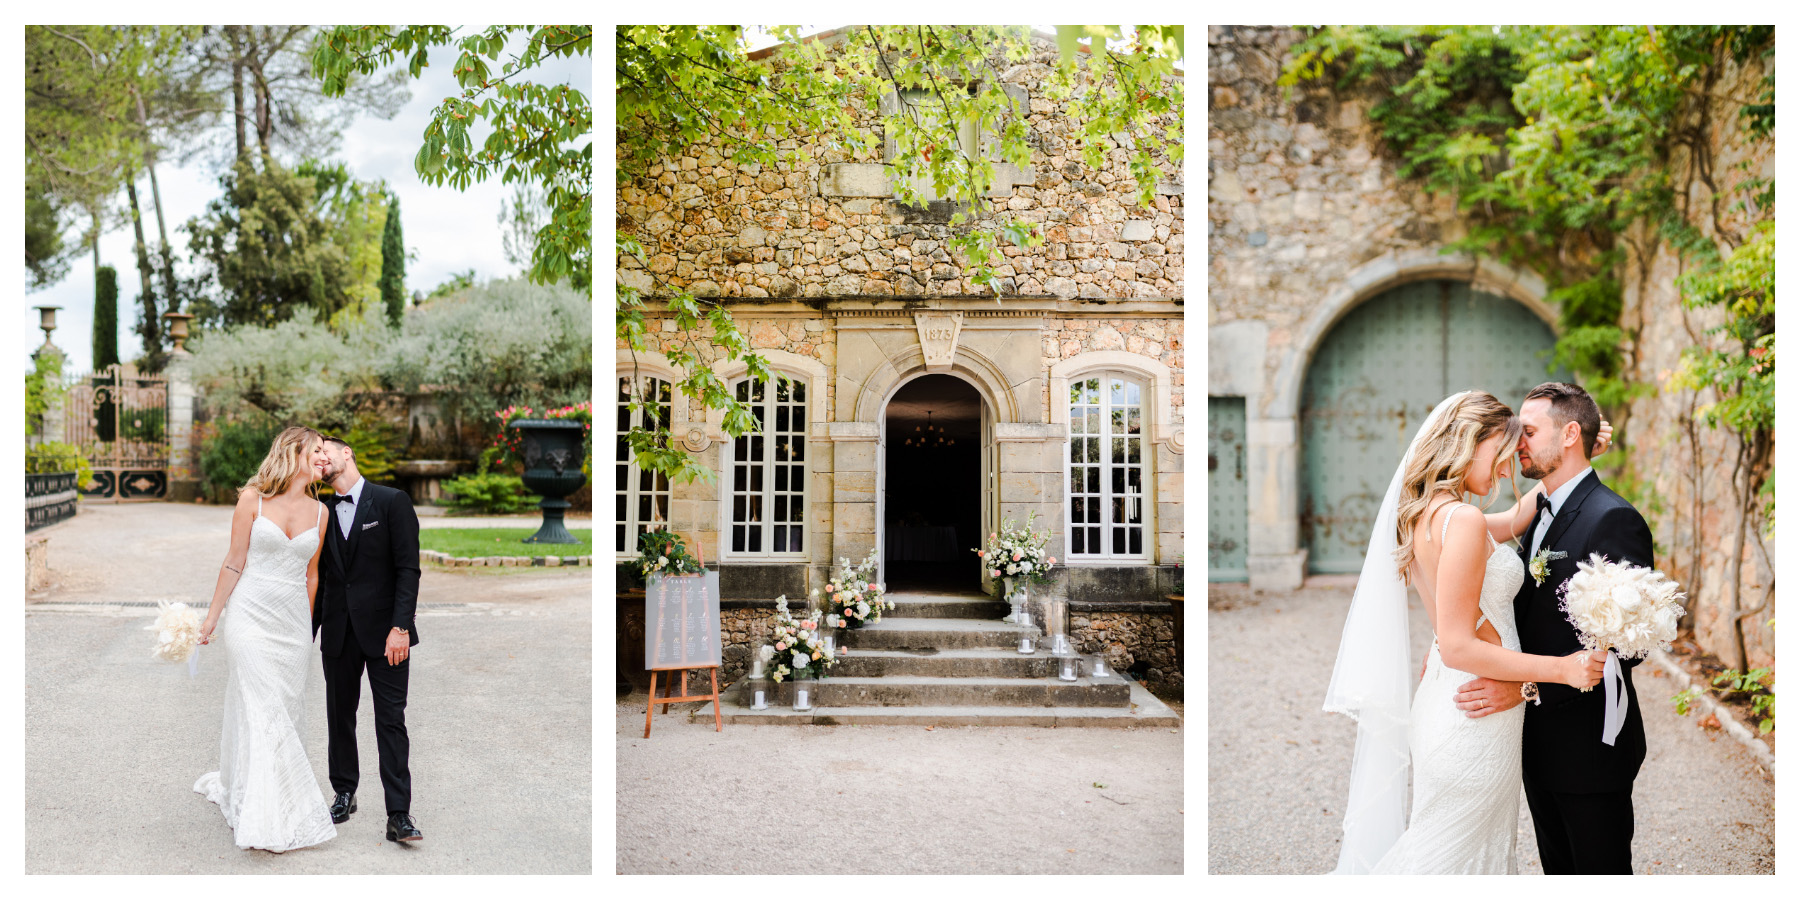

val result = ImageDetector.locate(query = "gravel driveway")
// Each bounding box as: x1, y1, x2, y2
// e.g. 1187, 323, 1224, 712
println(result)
615, 695, 1184, 874
1207, 579, 1773, 874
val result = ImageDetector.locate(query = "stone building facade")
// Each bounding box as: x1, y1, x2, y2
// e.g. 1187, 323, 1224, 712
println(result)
1207, 26, 1772, 670
616, 30, 1186, 689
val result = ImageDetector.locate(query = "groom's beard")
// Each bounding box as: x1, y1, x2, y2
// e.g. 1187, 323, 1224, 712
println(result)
1520, 452, 1558, 481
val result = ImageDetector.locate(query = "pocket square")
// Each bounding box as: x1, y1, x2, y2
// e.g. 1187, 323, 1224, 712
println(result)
363, 521, 379, 530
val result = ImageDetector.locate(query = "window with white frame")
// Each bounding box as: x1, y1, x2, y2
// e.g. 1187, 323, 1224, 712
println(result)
615, 374, 673, 556
727, 376, 808, 556
1066, 371, 1148, 559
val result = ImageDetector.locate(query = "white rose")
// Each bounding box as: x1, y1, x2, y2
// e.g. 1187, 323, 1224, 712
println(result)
1609, 584, 1643, 614
792, 651, 809, 669
759, 644, 775, 661
1020, 562, 1033, 573
857, 601, 869, 615
1588, 602, 1624, 637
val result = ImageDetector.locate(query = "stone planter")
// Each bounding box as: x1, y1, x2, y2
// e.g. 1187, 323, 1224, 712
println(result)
394, 458, 470, 505
508, 419, 587, 544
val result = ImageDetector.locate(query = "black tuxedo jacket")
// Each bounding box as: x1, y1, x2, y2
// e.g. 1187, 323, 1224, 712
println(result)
313, 482, 423, 659
1513, 471, 1654, 794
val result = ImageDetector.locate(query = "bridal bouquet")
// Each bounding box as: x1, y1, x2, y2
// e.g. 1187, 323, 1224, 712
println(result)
1557, 553, 1686, 746
1557, 553, 1687, 665
973, 510, 1057, 599
819, 551, 891, 628
761, 596, 837, 682
147, 599, 205, 675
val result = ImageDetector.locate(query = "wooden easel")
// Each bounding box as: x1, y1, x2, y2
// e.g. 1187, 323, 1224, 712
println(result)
643, 537, 721, 737
644, 666, 722, 737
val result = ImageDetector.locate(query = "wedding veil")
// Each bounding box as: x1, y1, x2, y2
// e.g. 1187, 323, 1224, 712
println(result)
1322, 390, 1470, 874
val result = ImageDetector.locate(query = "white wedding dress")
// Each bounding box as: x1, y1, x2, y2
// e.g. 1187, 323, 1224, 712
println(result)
194, 499, 337, 852
1370, 504, 1526, 874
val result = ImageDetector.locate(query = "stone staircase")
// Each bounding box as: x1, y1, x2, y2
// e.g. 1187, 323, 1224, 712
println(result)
703, 590, 1181, 728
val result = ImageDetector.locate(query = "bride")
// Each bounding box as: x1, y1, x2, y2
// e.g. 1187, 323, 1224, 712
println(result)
193, 426, 337, 852
1324, 391, 1607, 874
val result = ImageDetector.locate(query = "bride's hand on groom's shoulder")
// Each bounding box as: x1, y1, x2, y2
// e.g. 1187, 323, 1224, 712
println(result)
1593, 418, 1613, 457
1454, 677, 1524, 718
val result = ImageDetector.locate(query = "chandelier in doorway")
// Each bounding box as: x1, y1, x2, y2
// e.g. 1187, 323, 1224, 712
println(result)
903, 410, 954, 452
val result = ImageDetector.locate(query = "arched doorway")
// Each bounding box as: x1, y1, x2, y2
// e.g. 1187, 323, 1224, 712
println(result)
881, 374, 985, 592
1299, 279, 1568, 573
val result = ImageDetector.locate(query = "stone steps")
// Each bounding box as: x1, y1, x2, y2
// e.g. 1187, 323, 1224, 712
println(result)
879, 593, 1008, 619
701, 590, 1182, 729
727, 674, 1130, 708
831, 647, 1054, 679
699, 679, 1181, 728
840, 617, 1032, 651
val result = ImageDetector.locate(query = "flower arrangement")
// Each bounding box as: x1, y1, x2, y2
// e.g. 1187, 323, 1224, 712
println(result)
486, 402, 593, 471
147, 599, 205, 668
973, 510, 1057, 598
760, 595, 837, 682
634, 527, 704, 580
1557, 553, 1687, 663
817, 551, 891, 629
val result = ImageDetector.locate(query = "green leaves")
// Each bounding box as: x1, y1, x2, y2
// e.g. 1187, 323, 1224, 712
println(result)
315, 26, 592, 296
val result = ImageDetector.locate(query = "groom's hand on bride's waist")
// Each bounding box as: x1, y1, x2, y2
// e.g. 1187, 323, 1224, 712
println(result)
1454, 677, 1525, 718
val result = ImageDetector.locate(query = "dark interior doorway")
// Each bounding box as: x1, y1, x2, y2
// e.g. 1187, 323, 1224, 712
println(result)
883, 375, 982, 593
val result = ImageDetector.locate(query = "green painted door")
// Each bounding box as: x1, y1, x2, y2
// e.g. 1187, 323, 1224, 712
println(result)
1209, 397, 1248, 581
1300, 280, 1567, 574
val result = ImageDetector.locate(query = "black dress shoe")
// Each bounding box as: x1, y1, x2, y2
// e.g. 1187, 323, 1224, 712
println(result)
386, 812, 423, 842
330, 792, 356, 824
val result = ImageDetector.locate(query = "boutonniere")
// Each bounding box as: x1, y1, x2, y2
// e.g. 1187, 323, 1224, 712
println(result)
1529, 548, 1568, 587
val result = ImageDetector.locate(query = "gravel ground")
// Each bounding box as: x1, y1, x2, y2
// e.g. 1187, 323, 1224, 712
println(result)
1207, 579, 1774, 874
25, 503, 593, 874
615, 695, 1184, 874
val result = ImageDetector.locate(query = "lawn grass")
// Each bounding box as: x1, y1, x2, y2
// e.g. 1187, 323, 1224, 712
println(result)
418, 528, 593, 559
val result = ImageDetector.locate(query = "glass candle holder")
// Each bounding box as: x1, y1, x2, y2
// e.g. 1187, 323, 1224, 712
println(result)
1058, 655, 1080, 681
750, 679, 770, 710
793, 675, 815, 711
1017, 633, 1035, 654
1090, 654, 1110, 677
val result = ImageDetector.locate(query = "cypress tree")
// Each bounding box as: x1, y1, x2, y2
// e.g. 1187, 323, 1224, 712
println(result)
93, 264, 120, 371
378, 193, 405, 327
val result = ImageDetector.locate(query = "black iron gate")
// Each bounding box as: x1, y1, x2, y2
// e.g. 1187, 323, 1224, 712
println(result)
65, 364, 169, 500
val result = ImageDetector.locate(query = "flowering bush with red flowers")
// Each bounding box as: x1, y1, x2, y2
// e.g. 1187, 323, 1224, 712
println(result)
485, 401, 592, 472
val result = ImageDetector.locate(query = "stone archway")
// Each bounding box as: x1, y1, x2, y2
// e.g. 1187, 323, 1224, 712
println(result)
1243, 249, 1557, 589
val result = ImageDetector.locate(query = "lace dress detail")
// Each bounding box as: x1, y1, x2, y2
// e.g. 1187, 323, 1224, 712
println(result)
194, 501, 336, 852
1370, 505, 1527, 874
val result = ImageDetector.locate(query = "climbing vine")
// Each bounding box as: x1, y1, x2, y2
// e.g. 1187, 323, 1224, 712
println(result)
1284, 25, 1775, 671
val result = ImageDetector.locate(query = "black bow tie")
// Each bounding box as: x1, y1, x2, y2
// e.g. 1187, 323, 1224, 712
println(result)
329, 493, 356, 507
1536, 493, 1553, 516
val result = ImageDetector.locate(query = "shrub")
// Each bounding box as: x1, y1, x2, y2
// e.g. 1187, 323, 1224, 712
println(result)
25, 351, 64, 434
25, 441, 94, 490
442, 471, 540, 514
334, 417, 403, 484
197, 419, 280, 497
380, 277, 591, 435
188, 318, 389, 426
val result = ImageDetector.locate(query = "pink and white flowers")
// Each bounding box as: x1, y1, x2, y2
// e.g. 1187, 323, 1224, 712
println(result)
973, 510, 1057, 599
760, 596, 836, 682
819, 550, 892, 629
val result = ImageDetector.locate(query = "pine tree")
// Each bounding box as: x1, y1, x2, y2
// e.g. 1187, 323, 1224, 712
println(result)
93, 264, 120, 371
378, 193, 405, 327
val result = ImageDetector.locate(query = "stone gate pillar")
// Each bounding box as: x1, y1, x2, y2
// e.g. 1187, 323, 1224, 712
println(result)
163, 349, 201, 502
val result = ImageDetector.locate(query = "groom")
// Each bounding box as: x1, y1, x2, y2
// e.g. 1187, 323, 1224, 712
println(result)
314, 435, 424, 843
1458, 382, 1654, 873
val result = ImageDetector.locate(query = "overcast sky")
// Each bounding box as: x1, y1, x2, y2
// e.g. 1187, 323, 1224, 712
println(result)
24, 26, 590, 374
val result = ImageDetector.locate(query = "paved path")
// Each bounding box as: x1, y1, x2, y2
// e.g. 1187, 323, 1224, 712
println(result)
25, 503, 592, 874
615, 694, 1184, 874
1207, 579, 1774, 874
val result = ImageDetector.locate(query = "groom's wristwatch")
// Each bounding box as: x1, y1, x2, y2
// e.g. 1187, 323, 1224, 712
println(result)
1520, 681, 1541, 706
392, 626, 408, 635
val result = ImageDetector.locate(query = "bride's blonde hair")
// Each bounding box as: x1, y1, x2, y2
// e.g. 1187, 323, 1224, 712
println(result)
242, 426, 322, 498
1394, 392, 1522, 584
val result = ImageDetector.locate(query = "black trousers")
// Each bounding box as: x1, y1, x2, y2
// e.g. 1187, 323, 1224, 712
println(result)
322, 616, 411, 815
1523, 770, 1633, 874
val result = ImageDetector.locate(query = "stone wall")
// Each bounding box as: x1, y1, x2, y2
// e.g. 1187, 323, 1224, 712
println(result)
617, 32, 1181, 303
1617, 50, 1775, 670
1072, 607, 1182, 700
1208, 24, 1474, 399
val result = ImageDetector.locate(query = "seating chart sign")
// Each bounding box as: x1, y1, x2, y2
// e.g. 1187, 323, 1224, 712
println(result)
645, 571, 721, 669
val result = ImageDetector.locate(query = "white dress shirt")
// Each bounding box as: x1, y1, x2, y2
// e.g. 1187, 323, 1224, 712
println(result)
335, 476, 366, 540
1529, 465, 1593, 558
